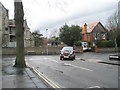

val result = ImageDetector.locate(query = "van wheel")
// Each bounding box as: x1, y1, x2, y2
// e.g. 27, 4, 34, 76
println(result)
71, 58, 74, 61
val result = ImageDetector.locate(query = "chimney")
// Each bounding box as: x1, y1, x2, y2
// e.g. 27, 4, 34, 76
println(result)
84, 23, 87, 33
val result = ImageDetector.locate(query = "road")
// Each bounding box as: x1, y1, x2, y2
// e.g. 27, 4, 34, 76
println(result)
25, 53, 118, 88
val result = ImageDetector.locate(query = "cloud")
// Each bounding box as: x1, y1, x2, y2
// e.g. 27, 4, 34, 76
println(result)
34, 0, 118, 28
0, 0, 119, 37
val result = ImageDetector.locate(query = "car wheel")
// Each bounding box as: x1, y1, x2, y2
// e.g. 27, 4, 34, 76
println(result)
60, 57, 64, 60
71, 58, 74, 61
74, 57, 75, 60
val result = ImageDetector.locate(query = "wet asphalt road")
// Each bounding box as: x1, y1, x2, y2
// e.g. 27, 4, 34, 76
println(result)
25, 53, 119, 88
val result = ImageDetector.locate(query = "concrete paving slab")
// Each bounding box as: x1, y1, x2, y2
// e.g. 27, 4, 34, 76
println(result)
14, 81, 37, 88
2, 75, 15, 88
2, 57, 48, 88
0, 50, 2, 90
0, 71, 2, 90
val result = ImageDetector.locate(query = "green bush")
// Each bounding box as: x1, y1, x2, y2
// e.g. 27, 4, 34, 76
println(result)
74, 41, 82, 47
95, 40, 115, 48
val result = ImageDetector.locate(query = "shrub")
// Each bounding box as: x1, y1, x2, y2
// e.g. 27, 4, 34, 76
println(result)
74, 41, 82, 47
95, 40, 115, 48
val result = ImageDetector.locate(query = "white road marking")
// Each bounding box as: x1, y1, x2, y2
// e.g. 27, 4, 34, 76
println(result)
89, 86, 101, 88
64, 63, 93, 71
52, 60, 58, 63
51, 60, 93, 71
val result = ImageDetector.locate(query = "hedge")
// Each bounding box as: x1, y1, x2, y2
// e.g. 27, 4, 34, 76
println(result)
95, 40, 115, 48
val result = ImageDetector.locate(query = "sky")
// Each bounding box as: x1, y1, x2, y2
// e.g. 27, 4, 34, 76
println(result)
0, 0, 119, 37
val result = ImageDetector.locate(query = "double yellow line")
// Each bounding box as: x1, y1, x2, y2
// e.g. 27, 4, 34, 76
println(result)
27, 63, 62, 90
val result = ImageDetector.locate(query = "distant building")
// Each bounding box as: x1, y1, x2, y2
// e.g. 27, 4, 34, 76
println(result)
0, 2, 9, 47
8, 19, 35, 47
81, 22, 107, 46
8, 19, 16, 47
42, 37, 47, 46
1, 2, 34, 47
24, 19, 35, 47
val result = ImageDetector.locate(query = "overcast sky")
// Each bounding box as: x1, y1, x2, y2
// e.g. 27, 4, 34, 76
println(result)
0, 0, 119, 37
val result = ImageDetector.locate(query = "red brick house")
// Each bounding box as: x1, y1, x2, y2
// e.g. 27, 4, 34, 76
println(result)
81, 22, 107, 45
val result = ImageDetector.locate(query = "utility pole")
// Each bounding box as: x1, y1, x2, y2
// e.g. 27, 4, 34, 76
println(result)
14, 0, 26, 67
46, 29, 48, 55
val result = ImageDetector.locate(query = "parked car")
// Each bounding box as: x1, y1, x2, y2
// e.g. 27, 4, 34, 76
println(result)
109, 55, 120, 60
60, 46, 75, 60
81, 42, 91, 51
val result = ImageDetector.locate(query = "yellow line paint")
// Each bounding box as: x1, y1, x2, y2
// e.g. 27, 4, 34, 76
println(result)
26, 63, 62, 90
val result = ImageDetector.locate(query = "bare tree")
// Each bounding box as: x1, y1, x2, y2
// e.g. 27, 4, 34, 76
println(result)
118, 1, 120, 28
13, 0, 26, 68
106, 11, 118, 30
106, 11, 120, 53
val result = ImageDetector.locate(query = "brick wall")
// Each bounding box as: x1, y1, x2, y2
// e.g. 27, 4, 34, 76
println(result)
2, 46, 81, 55
2, 47, 117, 55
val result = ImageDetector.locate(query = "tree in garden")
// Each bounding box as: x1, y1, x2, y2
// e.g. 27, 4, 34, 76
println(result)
32, 30, 43, 47
106, 11, 119, 52
59, 24, 82, 46
117, 1, 120, 52
13, 0, 26, 68
106, 12, 118, 30
116, 29, 120, 53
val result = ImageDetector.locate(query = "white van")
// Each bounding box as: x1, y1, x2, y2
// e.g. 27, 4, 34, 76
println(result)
81, 42, 91, 51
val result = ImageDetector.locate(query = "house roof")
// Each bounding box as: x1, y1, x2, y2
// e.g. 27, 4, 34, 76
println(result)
81, 22, 99, 34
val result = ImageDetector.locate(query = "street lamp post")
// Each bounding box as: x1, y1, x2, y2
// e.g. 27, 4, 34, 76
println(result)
46, 29, 48, 55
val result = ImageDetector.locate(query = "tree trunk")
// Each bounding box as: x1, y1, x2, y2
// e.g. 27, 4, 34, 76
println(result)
13, 0, 26, 68
114, 38, 118, 53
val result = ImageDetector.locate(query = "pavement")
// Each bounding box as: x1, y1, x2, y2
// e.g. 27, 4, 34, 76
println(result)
2, 57, 49, 89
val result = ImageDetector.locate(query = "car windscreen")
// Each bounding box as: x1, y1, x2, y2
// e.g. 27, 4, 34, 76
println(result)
62, 47, 73, 52
63, 49, 72, 52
